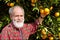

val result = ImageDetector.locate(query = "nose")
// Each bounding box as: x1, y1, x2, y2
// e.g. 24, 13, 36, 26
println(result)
18, 16, 24, 21
18, 16, 21, 20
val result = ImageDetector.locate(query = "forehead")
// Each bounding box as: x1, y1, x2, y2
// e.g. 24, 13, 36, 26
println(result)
13, 7, 24, 15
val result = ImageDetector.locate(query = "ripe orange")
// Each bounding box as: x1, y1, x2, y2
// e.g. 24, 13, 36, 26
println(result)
10, 3, 14, 7
39, 6, 43, 9
59, 33, 60, 39
49, 36, 54, 40
44, 8, 50, 15
40, 9, 44, 14
48, 33, 52, 37
7, 2, 10, 6
31, 0, 37, 3
50, 6, 53, 10
16, 0, 18, 2
42, 34, 47, 39
48, 33, 51, 37
31, 3, 35, 6
41, 29, 46, 35
54, 12, 60, 17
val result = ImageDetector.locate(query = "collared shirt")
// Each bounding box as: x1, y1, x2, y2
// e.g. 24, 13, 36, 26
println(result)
1, 21, 38, 40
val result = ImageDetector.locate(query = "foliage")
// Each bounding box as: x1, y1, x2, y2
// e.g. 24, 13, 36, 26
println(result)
0, 0, 60, 40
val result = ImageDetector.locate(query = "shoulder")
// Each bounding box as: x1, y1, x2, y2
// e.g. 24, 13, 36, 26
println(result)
24, 23, 33, 26
24, 22, 37, 26
2, 22, 12, 32
24, 23, 36, 29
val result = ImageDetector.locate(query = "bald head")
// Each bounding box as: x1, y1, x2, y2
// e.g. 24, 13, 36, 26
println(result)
9, 5, 24, 15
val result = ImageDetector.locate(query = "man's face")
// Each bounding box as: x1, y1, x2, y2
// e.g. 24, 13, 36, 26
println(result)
10, 7, 24, 28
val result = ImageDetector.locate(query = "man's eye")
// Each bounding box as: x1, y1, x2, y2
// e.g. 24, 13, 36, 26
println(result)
14, 15, 23, 17
20, 15, 23, 17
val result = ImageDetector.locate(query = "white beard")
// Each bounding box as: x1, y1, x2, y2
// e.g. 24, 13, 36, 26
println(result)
12, 20, 24, 28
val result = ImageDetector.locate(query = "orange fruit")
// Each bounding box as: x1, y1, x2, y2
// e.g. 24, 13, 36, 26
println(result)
44, 8, 50, 15
10, 3, 14, 7
49, 36, 54, 40
59, 33, 60, 39
42, 34, 47, 39
16, 0, 19, 2
40, 9, 44, 14
48, 33, 52, 37
41, 29, 46, 35
31, 0, 37, 3
54, 12, 60, 17
39, 6, 43, 9
7, 2, 10, 6
31, 3, 35, 6
50, 6, 53, 10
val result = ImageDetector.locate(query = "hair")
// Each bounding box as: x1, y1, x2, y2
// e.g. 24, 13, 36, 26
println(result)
9, 5, 24, 15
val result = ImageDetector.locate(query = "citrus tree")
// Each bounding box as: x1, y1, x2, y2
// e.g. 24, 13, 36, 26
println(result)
0, 0, 60, 40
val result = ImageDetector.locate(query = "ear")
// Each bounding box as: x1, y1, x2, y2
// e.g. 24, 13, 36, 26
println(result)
10, 15, 13, 20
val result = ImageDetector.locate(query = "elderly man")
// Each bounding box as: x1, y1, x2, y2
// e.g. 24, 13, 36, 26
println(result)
1, 5, 46, 40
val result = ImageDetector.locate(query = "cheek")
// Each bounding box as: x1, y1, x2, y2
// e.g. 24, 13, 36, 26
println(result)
22, 17, 24, 20
11, 17, 17, 21
13, 17, 18, 21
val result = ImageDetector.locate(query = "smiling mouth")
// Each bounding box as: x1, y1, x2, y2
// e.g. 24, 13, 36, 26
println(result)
17, 20, 24, 22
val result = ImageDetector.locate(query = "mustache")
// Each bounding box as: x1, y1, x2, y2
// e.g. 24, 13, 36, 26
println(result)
14, 20, 24, 22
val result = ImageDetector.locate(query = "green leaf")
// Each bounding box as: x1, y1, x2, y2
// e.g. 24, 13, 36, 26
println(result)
32, 7, 39, 12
